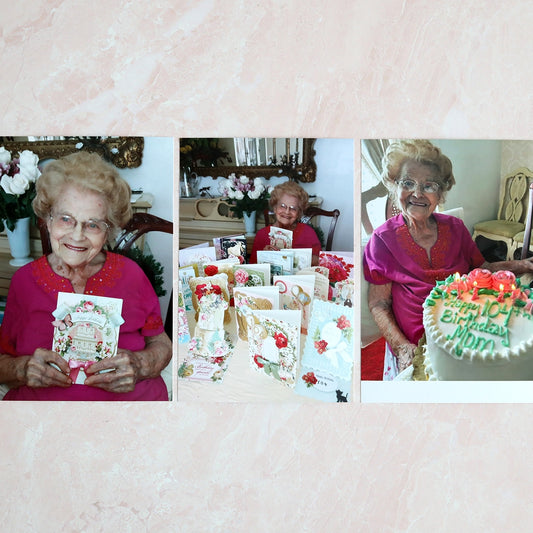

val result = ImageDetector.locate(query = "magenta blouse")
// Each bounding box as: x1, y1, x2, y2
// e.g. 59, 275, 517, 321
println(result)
249, 223, 322, 263
363, 213, 485, 346
0, 252, 168, 401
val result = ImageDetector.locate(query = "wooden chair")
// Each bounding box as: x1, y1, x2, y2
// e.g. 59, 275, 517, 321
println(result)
513, 183, 533, 260
38, 212, 174, 338
472, 167, 533, 260
263, 205, 340, 251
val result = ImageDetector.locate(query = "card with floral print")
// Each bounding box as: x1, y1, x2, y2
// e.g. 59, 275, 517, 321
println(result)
256, 250, 294, 276
297, 267, 330, 301
318, 251, 355, 299
247, 310, 301, 388
213, 234, 246, 261
272, 274, 315, 334
268, 226, 293, 249
295, 364, 352, 403
202, 260, 239, 297
178, 244, 217, 269
52, 292, 124, 384
232, 264, 272, 288
300, 299, 354, 380
178, 266, 196, 311
233, 286, 280, 341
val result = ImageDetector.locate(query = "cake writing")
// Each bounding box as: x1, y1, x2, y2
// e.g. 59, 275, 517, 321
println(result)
440, 296, 529, 356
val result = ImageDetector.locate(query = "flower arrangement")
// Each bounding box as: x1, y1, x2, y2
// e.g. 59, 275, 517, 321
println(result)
0, 146, 41, 231
218, 173, 271, 217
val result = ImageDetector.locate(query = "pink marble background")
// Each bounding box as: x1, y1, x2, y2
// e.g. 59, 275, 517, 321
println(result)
2, 1, 533, 530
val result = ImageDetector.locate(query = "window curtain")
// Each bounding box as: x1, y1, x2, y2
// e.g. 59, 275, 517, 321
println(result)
361, 139, 390, 235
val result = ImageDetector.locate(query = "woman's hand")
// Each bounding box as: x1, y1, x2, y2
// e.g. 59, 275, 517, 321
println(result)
396, 343, 418, 372
83, 333, 172, 393
263, 244, 279, 251
25, 348, 72, 389
83, 350, 141, 393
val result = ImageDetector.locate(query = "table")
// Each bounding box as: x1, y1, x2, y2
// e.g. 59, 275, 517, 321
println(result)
177, 309, 322, 403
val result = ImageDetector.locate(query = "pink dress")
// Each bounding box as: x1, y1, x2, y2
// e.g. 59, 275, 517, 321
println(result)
249, 223, 322, 263
0, 252, 168, 401
363, 214, 485, 377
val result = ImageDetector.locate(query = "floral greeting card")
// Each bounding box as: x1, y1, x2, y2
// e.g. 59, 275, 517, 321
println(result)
269, 226, 293, 249
52, 292, 124, 384
257, 250, 294, 276
247, 309, 301, 388
202, 260, 239, 297
295, 299, 354, 402
213, 234, 246, 260
297, 267, 330, 301
318, 251, 354, 292
273, 274, 315, 334
233, 286, 280, 341
178, 244, 217, 269
188, 274, 231, 325
334, 278, 354, 308
179, 265, 196, 311
232, 264, 272, 288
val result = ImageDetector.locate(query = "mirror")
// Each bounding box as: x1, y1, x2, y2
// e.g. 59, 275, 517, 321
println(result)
0, 136, 144, 168
180, 138, 317, 182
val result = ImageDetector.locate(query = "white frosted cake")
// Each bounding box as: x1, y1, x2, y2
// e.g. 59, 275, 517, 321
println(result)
422, 269, 533, 380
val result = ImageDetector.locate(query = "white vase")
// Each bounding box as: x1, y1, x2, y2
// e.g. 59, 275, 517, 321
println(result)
5, 217, 32, 267
243, 211, 256, 236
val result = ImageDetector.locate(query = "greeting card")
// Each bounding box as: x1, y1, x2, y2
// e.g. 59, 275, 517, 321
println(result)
295, 299, 354, 402
232, 264, 272, 288
247, 309, 301, 388
177, 290, 190, 344
179, 278, 233, 383
213, 234, 247, 262
178, 244, 217, 269
233, 286, 280, 341
188, 274, 231, 324
273, 274, 315, 334
257, 250, 294, 276
285, 248, 312, 271
52, 292, 124, 384
178, 265, 197, 311
334, 278, 354, 308
297, 268, 330, 301
202, 260, 239, 297
269, 226, 293, 249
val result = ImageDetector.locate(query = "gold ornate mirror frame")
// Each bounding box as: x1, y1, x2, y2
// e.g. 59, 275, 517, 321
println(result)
0, 136, 144, 169
189, 138, 317, 182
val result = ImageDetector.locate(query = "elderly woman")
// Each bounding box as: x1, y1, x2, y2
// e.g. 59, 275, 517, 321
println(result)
250, 181, 321, 264
363, 139, 533, 379
0, 152, 172, 400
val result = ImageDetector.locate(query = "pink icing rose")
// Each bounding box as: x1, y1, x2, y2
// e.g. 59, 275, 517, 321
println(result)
491, 270, 516, 292
467, 268, 493, 289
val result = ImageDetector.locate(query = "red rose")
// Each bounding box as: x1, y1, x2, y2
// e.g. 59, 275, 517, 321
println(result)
204, 265, 219, 276
336, 315, 351, 330
274, 332, 288, 349
302, 372, 318, 386
253, 354, 264, 368
314, 339, 328, 354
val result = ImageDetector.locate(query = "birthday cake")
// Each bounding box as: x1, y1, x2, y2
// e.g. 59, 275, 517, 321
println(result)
422, 269, 533, 380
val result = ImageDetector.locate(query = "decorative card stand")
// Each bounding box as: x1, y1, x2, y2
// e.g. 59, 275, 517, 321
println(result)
52, 292, 124, 384
247, 309, 301, 388
295, 299, 354, 402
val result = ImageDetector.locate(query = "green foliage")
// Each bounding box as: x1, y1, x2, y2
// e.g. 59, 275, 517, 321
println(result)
122, 247, 167, 297
228, 196, 269, 219
0, 182, 37, 232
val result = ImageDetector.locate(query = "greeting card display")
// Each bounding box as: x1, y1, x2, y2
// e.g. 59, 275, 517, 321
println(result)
295, 299, 354, 402
177, 291, 190, 343
52, 292, 124, 384
273, 274, 315, 334
178, 279, 234, 383
232, 264, 272, 288
257, 250, 294, 276
233, 286, 280, 341
269, 226, 293, 249
247, 310, 301, 388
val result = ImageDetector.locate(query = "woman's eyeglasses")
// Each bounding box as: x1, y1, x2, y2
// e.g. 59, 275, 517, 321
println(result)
50, 214, 109, 236
397, 179, 440, 194
278, 203, 298, 213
